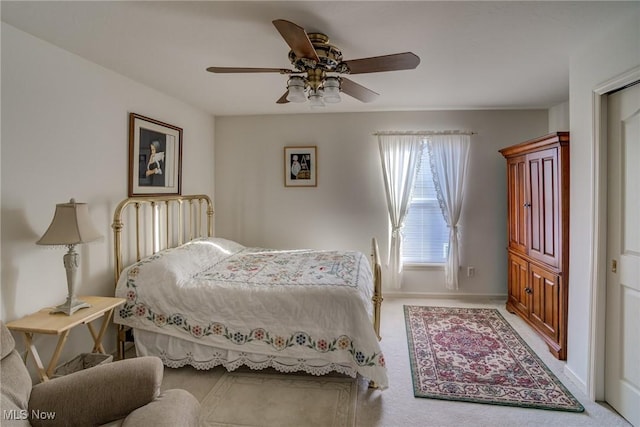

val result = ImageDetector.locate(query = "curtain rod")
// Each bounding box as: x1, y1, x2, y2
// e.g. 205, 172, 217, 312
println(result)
373, 130, 477, 136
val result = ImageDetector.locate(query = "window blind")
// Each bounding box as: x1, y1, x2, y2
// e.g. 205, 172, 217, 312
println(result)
402, 148, 448, 264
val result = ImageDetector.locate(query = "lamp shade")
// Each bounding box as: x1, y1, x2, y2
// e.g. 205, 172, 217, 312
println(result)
286, 76, 306, 103
308, 88, 325, 108
36, 199, 102, 246
323, 77, 341, 103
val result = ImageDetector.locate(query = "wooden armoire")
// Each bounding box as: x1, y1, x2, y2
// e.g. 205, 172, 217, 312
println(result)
499, 132, 569, 360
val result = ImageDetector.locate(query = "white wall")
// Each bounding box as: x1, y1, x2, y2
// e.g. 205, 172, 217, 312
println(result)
566, 10, 640, 393
1, 24, 215, 369
549, 101, 570, 132
215, 110, 547, 297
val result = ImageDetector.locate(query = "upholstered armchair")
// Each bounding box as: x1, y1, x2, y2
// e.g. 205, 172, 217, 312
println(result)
0, 322, 200, 427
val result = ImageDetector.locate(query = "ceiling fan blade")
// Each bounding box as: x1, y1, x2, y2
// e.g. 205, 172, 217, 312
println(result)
276, 91, 290, 104
342, 52, 420, 74
340, 78, 379, 103
272, 19, 320, 62
207, 67, 293, 74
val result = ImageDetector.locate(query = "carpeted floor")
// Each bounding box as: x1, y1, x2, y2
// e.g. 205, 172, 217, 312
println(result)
160, 297, 631, 427
199, 371, 357, 426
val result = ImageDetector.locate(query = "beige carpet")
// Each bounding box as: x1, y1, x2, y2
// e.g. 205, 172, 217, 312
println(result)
199, 371, 358, 427
161, 298, 631, 426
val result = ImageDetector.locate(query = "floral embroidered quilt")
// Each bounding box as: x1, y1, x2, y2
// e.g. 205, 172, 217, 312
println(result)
114, 237, 388, 388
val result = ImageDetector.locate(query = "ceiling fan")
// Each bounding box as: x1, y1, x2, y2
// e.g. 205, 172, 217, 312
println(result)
206, 19, 420, 107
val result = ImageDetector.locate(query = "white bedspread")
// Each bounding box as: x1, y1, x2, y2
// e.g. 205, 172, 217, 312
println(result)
114, 237, 388, 388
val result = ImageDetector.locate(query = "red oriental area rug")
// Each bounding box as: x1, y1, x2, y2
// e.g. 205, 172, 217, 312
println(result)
404, 306, 584, 412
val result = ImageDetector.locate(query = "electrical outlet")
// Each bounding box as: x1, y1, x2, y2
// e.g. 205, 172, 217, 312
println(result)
467, 266, 475, 277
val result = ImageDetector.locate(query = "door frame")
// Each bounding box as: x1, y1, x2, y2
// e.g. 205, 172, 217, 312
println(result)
588, 65, 640, 400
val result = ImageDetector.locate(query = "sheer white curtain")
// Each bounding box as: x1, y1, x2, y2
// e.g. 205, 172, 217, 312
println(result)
377, 135, 424, 289
427, 134, 471, 290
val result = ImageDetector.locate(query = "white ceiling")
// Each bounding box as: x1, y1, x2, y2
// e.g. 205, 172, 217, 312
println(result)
2, 1, 637, 116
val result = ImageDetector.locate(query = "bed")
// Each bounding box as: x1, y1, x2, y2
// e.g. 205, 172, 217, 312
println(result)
112, 195, 387, 388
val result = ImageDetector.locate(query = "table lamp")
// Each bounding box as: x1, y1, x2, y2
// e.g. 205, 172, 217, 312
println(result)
36, 199, 103, 315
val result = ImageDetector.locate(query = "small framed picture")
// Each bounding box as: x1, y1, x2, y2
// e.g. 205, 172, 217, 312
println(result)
128, 113, 182, 196
284, 146, 317, 187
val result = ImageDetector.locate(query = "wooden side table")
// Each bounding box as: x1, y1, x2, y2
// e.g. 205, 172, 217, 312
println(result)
6, 296, 125, 382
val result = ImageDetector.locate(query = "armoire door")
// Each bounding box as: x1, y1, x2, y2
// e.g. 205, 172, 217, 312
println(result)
528, 263, 560, 344
507, 252, 529, 317
507, 155, 528, 253
526, 148, 560, 268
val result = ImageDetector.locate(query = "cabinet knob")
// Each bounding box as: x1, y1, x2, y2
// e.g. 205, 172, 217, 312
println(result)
523, 202, 531, 208
525, 287, 532, 294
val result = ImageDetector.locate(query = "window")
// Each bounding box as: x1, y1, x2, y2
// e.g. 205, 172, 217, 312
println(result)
402, 147, 449, 264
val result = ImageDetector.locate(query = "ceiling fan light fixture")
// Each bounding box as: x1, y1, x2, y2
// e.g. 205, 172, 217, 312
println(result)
309, 89, 325, 108
323, 77, 341, 103
208, 19, 419, 106
286, 76, 306, 103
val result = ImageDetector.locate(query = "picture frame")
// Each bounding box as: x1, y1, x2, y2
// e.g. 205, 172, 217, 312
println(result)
128, 113, 183, 196
284, 146, 317, 187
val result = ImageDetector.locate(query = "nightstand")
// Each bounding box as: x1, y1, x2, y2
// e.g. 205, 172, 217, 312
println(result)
6, 296, 125, 382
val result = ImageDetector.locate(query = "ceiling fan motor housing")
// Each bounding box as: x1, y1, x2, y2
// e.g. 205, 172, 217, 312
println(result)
288, 33, 346, 73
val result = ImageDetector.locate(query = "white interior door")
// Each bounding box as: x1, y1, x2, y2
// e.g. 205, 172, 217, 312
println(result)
605, 82, 640, 427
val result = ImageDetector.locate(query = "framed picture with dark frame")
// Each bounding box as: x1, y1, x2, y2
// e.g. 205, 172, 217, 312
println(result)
128, 113, 183, 196
284, 146, 317, 187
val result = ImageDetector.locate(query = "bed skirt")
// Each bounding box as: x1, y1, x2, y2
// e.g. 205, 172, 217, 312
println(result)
133, 328, 362, 379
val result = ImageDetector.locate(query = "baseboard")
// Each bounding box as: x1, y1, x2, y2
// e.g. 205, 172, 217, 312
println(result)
563, 364, 588, 395
384, 291, 507, 301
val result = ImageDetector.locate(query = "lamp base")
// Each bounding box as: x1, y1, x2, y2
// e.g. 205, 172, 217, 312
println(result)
50, 296, 91, 316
